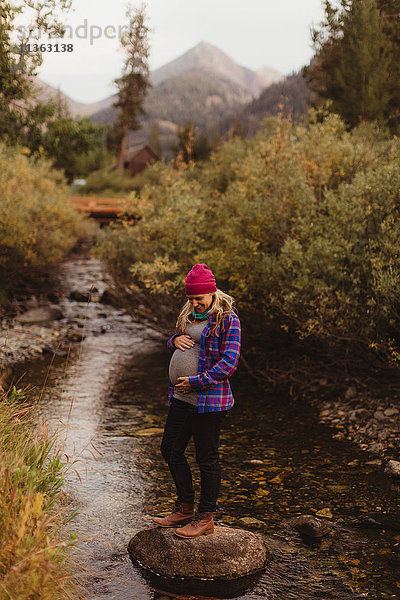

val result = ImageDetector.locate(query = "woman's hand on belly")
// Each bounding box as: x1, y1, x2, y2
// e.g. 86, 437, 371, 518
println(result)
175, 376, 191, 394
173, 335, 194, 351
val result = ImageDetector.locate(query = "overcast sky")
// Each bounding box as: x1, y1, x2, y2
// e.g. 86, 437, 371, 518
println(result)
18, 0, 326, 104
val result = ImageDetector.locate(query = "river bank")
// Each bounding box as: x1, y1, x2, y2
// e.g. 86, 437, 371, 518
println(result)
310, 384, 400, 466
0, 237, 166, 376
0, 387, 76, 600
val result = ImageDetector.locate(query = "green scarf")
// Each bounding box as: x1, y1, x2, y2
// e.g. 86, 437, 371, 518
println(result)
192, 304, 214, 321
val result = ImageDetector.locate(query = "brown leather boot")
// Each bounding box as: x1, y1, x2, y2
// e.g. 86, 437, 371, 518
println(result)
174, 510, 214, 538
152, 502, 195, 527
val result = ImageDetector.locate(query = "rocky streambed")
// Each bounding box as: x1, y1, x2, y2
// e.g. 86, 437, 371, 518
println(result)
0, 246, 153, 372
0, 309, 69, 369
304, 381, 400, 481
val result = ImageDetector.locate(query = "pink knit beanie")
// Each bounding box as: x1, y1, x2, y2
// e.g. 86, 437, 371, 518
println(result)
185, 263, 217, 295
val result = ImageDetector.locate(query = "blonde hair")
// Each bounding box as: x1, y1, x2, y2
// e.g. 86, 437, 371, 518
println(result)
176, 288, 236, 335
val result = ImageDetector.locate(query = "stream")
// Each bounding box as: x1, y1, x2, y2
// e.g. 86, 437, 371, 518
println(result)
7, 249, 400, 600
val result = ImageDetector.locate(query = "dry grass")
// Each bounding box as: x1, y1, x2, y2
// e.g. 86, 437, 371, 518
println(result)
0, 386, 80, 600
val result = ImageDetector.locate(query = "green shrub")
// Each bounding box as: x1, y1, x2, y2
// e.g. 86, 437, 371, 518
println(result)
77, 161, 166, 197
77, 166, 136, 197
0, 142, 93, 293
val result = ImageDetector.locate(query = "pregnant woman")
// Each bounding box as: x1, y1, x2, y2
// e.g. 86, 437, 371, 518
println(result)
152, 263, 241, 538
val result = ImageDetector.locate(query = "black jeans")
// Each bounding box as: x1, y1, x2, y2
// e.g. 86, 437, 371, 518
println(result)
160, 396, 227, 513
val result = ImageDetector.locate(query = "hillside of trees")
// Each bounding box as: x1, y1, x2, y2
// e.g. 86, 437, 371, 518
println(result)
221, 72, 313, 137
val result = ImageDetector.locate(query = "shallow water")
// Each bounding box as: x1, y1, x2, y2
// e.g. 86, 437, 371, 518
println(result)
7, 253, 400, 600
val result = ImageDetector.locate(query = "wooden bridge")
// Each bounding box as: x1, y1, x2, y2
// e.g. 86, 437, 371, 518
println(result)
70, 196, 129, 224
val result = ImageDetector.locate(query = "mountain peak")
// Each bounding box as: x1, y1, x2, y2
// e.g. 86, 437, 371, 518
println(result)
192, 41, 218, 49
186, 41, 229, 56
151, 42, 283, 96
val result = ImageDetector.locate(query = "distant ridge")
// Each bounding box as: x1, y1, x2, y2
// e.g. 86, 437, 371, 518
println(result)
34, 41, 284, 118
32, 79, 115, 118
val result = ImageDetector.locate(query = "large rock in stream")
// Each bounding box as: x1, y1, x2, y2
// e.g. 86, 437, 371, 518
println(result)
128, 526, 270, 580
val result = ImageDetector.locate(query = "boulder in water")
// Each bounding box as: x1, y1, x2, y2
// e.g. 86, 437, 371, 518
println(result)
128, 525, 270, 580
288, 515, 332, 539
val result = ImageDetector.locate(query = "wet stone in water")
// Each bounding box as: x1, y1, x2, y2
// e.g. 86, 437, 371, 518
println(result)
69, 290, 91, 302
287, 515, 332, 539
384, 460, 400, 477
16, 306, 63, 324
128, 525, 270, 580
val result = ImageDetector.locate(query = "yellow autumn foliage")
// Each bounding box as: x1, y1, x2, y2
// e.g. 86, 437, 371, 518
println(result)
0, 142, 92, 294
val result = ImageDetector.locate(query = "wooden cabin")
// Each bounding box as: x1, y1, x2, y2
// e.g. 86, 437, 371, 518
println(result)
124, 145, 159, 177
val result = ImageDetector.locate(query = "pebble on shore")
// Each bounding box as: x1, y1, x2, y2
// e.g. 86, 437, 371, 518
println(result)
0, 320, 69, 367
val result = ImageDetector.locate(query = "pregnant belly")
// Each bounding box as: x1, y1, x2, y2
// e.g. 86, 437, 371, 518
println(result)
169, 346, 200, 385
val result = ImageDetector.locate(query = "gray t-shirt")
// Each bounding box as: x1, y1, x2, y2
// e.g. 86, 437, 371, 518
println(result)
169, 320, 208, 406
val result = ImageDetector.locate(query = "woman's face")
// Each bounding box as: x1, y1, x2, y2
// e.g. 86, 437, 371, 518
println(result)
186, 293, 214, 313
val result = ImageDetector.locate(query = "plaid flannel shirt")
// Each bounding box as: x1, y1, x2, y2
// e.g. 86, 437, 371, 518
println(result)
167, 311, 241, 414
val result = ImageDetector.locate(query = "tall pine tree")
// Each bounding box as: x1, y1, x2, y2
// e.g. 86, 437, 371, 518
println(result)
113, 3, 151, 175
377, 0, 400, 131
304, 0, 396, 130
